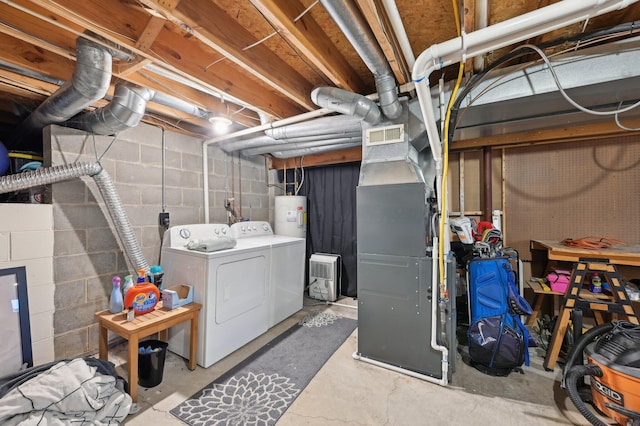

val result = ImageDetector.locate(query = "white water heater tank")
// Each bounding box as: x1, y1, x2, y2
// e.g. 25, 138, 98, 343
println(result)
274, 195, 307, 238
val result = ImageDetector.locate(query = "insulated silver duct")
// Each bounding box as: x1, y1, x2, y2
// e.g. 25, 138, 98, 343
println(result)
311, 87, 381, 124
319, 0, 402, 120
270, 142, 362, 158
10, 37, 113, 143
72, 81, 211, 135
0, 162, 149, 272
241, 136, 362, 157
73, 82, 155, 135
265, 114, 362, 139
221, 130, 361, 152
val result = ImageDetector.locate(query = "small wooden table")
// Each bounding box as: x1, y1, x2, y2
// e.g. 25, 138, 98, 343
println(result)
95, 302, 201, 402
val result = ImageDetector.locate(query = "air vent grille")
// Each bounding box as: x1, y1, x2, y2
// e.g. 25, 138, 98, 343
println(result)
365, 124, 404, 146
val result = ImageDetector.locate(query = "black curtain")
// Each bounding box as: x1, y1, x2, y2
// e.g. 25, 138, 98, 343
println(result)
294, 162, 360, 297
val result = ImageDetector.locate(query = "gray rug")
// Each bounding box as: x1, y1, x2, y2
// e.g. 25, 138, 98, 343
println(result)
171, 311, 357, 425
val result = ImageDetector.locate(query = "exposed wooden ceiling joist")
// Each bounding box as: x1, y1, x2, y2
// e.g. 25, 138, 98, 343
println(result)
0, 0, 638, 166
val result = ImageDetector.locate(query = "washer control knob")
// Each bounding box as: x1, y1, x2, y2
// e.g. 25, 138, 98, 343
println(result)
262, 223, 269, 231
214, 228, 220, 234
221, 228, 227, 234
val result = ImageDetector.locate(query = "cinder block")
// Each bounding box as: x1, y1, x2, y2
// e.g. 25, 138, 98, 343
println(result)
165, 168, 200, 188
54, 279, 87, 309
23, 257, 54, 287
0, 204, 53, 232
51, 179, 87, 204
54, 301, 103, 334
30, 310, 54, 341
182, 152, 202, 172
28, 284, 55, 314
54, 329, 88, 360
32, 337, 55, 366
54, 229, 86, 256
0, 232, 9, 261
87, 227, 119, 252
11, 230, 54, 260
86, 275, 110, 302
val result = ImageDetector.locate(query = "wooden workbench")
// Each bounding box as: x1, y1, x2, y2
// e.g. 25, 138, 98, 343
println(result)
95, 302, 201, 402
530, 240, 640, 267
529, 240, 640, 370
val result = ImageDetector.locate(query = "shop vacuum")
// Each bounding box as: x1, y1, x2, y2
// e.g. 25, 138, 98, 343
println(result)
563, 321, 640, 425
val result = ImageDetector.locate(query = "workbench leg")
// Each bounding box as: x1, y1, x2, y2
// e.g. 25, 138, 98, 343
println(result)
158, 329, 168, 342
188, 313, 198, 371
543, 306, 571, 371
128, 334, 139, 403
98, 324, 108, 360
527, 294, 544, 326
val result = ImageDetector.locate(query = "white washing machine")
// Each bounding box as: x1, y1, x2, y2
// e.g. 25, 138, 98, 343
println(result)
231, 221, 306, 328
160, 223, 269, 368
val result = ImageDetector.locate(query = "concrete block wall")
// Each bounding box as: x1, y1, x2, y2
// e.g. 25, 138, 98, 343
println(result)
0, 204, 55, 367
45, 123, 271, 359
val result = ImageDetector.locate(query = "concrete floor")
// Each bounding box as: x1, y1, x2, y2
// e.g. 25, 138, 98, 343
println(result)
113, 297, 598, 425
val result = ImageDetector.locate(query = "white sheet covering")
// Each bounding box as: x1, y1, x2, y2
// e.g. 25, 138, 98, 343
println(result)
0, 358, 132, 425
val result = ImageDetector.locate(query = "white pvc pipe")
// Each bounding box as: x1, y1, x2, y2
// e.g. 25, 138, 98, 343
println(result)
352, 351, 448, 386
413, 0, 639, 164
203, 108, 334, 222
430, 237, 449, 386
412, 0, 638, 385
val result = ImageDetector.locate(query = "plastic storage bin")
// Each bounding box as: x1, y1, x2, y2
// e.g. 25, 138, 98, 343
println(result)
138, 340, 168, 388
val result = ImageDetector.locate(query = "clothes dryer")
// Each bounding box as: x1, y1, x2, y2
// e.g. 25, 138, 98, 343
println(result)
231, 221, 306, 328
160, 223, 269, 368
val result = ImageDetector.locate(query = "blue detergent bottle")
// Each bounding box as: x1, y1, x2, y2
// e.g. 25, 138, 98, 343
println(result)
110, 276, 124, 313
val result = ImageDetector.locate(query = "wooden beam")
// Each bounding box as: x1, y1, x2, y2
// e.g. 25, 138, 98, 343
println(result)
139, 0, 316, 111
250, 0, 368, 93
452, 118, 640, 151
24, 0, 304, 119
135, 13, 166, 52
355, 0, 410, 85
462, 0, 475, 72
269, 146, 362, 170
0, 32, 75, 81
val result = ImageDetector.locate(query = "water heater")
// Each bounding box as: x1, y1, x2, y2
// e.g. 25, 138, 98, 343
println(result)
274, 195, 307, 238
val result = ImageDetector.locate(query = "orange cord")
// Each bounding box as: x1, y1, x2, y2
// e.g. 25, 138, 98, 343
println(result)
560, 236, 625, 250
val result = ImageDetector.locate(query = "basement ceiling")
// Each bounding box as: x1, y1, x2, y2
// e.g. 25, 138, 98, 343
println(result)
1, 0, 640, 158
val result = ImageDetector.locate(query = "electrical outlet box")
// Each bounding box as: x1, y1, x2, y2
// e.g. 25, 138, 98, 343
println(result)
159, 212, 170, 229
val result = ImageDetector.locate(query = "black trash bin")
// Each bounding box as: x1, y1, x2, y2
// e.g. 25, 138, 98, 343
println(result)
138, 340, 168, 388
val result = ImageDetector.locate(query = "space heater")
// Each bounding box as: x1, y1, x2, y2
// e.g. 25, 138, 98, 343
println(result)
308, 253, 341, 302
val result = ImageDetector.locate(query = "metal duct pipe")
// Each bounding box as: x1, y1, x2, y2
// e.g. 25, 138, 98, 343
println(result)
311, 87, 382, 124
72, 81, 211, 135
221, 131, 361, 152
0, 162, 148, 272
270, 142, 361, 158
73, 82, 155, 134
241, 136, 362, 157
10, 36, 113, 143
265, 114, 362, 139
152, 91, 209, 118
319, 0, 402, 120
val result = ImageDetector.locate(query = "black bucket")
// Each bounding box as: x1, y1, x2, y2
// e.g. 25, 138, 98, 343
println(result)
138, 340, 168, 388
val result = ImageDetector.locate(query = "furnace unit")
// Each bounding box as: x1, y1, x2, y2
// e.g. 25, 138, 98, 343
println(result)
355, 102, 456, 381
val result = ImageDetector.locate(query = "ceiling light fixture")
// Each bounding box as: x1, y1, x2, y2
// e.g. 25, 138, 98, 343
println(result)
209, 115, 233, 134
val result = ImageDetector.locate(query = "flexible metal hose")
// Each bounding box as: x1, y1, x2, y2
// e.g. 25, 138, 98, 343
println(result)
0, 162, 149, 272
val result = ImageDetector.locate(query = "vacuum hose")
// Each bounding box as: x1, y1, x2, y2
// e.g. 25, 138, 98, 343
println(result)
566, 364, 606, 426
562, 322, 615, 426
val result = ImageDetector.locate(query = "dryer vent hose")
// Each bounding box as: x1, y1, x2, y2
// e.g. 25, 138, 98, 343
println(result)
0, 162, 149, 272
